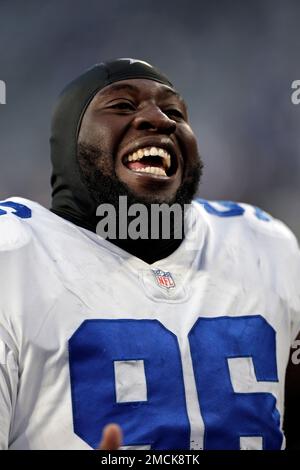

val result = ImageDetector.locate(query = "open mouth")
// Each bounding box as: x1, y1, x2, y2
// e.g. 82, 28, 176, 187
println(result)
123, 146, 177, 177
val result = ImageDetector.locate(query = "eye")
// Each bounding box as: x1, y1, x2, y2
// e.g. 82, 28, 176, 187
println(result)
164, 108, 185, 120
109, 101, 136, 111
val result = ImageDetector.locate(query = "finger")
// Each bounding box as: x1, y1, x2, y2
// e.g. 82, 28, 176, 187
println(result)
98, 423, 123, 450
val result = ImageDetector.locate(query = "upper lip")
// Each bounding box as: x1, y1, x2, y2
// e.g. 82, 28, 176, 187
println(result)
120, 136, 180, 168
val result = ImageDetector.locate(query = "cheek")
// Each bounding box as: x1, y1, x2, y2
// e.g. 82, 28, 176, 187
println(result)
79, 114, 117, 152
87, 124, 114, 151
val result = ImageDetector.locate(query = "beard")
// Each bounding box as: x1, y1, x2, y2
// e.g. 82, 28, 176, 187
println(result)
77, 142, 203, 210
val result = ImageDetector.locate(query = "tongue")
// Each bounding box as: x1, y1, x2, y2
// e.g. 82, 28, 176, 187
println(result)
127, 159, 164, 171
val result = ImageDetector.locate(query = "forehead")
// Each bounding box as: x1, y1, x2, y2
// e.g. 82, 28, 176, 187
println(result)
93, 78, 184, 103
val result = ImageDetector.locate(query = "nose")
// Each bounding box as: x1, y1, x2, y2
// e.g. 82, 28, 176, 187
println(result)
132, 104, 176, 135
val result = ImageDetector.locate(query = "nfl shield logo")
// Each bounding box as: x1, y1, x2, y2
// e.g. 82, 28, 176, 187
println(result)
152, 269, 176, 289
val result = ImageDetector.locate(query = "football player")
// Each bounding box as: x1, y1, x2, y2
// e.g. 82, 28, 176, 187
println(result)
0, 59, 299, 450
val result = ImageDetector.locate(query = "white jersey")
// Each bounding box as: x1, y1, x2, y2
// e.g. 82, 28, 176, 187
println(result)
0, 197, 299, 450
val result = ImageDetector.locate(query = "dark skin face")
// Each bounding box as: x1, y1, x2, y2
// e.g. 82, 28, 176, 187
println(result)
78, 78, 200, 204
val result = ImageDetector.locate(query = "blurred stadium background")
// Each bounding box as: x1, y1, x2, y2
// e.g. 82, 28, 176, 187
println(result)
0, 0, 300, 238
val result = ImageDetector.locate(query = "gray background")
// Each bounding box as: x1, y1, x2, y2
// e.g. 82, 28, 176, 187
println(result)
0, 0, 300, 237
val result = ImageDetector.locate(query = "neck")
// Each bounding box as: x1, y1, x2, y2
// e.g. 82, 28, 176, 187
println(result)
52, 206, 185, 264
107, 210, 185, 263
108, 236, 184, 264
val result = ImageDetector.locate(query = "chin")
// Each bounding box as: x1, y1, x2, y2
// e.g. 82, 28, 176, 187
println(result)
127, 187, 178, 205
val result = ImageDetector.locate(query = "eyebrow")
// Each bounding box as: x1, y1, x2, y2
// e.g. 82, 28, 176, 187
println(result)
103, 82, 184, 101
103, 83, 139, 94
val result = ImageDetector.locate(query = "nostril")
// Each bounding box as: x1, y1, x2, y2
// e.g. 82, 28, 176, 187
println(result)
133, 116, 176, 134
135, 120, 155, 131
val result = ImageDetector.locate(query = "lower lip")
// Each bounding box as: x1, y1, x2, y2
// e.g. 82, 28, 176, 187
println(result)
123, 165, 171, 180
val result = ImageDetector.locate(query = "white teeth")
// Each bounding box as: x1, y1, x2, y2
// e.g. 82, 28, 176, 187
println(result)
126, 146, 172, 169
164, 152, 171, 169
132, 166, 167, 176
